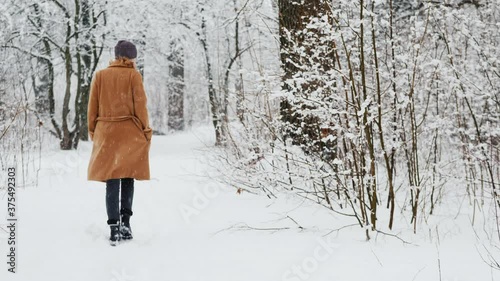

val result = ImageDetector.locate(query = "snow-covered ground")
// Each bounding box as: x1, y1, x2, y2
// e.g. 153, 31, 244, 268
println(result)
0, 126, 498, 281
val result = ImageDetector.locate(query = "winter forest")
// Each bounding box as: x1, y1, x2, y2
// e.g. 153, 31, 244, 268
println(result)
1, 0, 500, 280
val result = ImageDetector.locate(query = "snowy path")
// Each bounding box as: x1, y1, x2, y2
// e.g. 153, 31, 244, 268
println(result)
0, 126, 499, 281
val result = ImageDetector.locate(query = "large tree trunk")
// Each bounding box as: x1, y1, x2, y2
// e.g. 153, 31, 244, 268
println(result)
167, 40, 185, 132
278, 0, 332, 154
279, 0, 329, 83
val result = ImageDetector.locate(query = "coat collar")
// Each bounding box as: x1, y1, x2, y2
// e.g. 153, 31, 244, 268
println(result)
108, 59, 135, 68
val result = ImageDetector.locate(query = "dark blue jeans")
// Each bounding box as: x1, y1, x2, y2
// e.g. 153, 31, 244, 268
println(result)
106, 178, 134, 225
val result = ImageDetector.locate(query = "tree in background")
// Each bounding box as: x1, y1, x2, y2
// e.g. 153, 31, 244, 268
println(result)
167, 40, 185, 132
75, 0, 106, 142
5, 0, 106, 149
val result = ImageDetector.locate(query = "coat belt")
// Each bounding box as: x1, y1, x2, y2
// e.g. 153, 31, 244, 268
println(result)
96, 116, 144, 132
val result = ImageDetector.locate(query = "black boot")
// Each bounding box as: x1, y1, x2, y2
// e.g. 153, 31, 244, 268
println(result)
108, 219, 121, 246
120, 208, 133, 240
106, 179, 121, 246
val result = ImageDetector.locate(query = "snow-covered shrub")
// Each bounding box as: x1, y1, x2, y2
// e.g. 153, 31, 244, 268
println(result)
214, 0, 500, 239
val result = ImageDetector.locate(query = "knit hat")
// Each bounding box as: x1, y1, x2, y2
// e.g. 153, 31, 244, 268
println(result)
114, 40, 137, 59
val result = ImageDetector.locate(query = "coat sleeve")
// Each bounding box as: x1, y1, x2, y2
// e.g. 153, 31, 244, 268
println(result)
87, 71, 100, 141
132, 71, 153, 141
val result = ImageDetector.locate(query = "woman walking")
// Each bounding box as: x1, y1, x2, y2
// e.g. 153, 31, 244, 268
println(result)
87, 40, 152, 246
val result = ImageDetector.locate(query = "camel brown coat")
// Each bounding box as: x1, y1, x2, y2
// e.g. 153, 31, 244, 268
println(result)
87, 60, 152, 182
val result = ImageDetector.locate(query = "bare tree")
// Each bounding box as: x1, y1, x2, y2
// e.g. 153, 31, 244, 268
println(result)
167, 40, 185, 132
17, 0, 106, 149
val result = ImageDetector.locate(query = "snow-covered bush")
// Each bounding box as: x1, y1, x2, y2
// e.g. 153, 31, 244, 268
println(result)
215, 0, 500, 239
